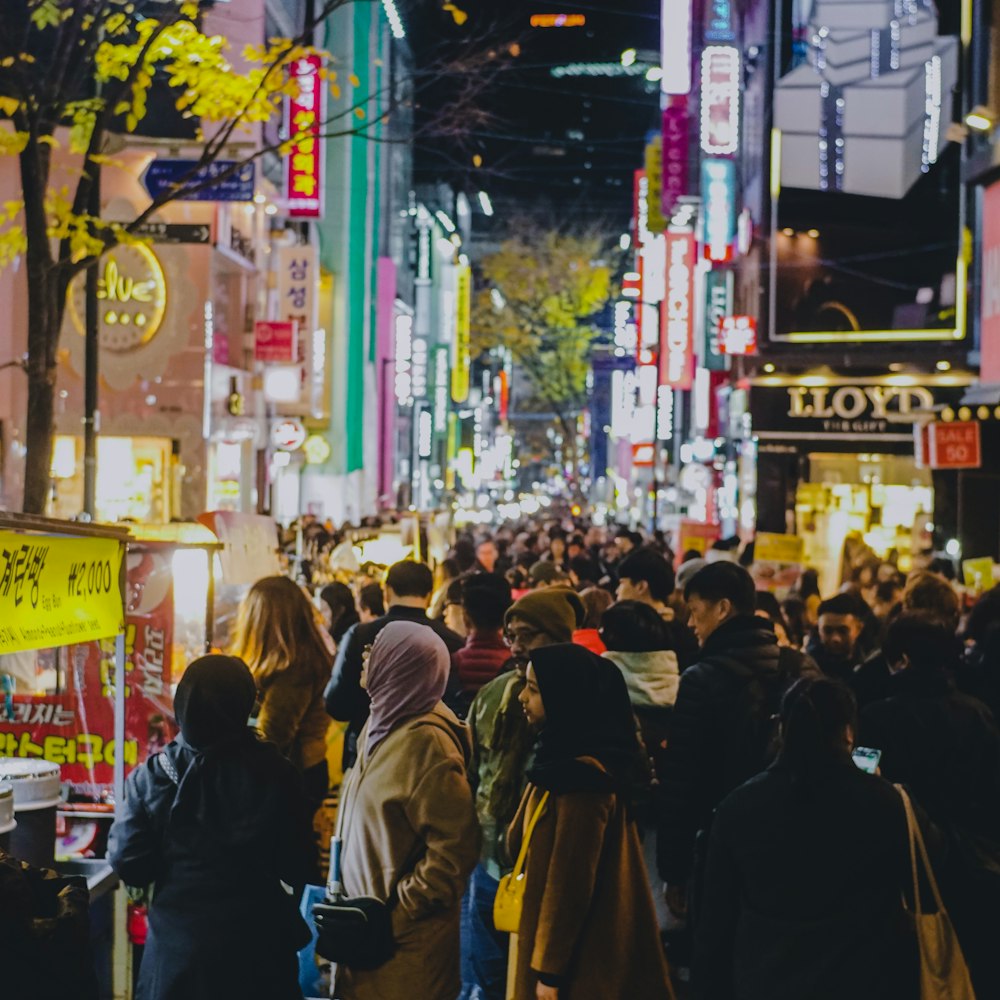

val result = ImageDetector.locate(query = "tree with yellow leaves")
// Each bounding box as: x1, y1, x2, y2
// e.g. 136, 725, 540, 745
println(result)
0, 0, 391, 513
473, 227, 613, 484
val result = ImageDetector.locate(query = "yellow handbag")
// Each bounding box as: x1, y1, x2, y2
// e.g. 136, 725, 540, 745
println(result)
493, 790, 550, 934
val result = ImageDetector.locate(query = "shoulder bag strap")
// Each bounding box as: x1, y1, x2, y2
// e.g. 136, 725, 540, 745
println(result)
511, 790, 551, 880
896, 784, 948, 916
158, 751, 180, 787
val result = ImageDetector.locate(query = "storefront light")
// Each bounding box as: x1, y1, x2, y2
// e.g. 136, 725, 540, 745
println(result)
172, 549, 211, 629
945, 539, 962, 558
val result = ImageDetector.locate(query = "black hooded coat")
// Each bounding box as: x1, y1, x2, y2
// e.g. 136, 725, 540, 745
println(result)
107, 656, 316, 1000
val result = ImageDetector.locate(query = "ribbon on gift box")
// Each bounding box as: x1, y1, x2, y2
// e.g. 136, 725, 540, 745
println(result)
818, 80, 846, 191
871, 19, 902, 77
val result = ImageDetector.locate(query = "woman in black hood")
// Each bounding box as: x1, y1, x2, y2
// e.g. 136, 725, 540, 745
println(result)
108, 655, 316, 1000
506, 644, 674, 1000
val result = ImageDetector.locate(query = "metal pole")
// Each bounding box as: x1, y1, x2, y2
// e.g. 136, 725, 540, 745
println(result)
83, 166, 101, 519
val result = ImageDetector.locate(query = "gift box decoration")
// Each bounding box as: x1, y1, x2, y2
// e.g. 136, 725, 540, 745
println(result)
775, 0, 958, 197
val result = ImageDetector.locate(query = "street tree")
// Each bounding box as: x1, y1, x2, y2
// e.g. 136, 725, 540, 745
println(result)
472, 227, 613, 483
0, 0, 486, 514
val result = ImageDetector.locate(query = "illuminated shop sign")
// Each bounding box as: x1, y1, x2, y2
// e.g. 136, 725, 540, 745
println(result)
452, 265, 471, 403
68, 244, 167, 353
719, 315, 758, 355
271, 418, 307, 451
661, 99, 690, 217
285, 55, 325, 218
700, 46, 740, 156
530, 13, 586, 27
981, 181, 1000, 383
701, 158, 736, 263
751, 376, 971, 440
659, 232, 695, 390
703, 269, 732, 370
394, 314, 414, 404
704, 0, 736, 42
411, 335, 429, 399
661, 0, 693, 96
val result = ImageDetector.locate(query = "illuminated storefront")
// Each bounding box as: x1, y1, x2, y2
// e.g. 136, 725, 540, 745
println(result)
50, 435, 177, 523
751, 371, 973, 593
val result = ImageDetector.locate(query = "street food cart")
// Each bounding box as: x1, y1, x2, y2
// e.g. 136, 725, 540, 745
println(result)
0, 513, 130, 997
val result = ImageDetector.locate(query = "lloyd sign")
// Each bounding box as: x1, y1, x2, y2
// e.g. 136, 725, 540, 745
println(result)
787, 385, 935, 424
751, 377, 971, 441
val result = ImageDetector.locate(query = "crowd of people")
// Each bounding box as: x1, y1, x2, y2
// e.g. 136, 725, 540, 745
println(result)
104, 517, 1000, 1000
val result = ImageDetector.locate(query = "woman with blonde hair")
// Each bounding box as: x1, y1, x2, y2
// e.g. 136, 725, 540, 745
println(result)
231, 575, 333, 810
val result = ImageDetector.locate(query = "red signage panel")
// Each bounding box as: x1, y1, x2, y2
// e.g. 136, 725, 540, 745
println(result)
286, 54, 325, 218
254, 320, 298, 364
719, 315, 758, 355
928, 421, 981, 470
660, 232, 695, 389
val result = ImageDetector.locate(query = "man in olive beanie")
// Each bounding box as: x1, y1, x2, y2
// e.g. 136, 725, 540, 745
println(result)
503, 587, 585, 647
460, 586, 584, 1000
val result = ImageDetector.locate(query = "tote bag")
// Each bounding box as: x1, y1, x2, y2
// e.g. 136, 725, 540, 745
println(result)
897, 785, 976, 1000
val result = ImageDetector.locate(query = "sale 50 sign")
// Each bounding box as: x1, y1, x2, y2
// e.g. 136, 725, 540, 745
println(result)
927, 421, 981, 470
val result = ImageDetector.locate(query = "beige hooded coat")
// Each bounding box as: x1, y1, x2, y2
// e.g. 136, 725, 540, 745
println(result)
333, 704, 481, 1000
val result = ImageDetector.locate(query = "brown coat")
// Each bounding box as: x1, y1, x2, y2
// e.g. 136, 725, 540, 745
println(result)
333, 704, 480, 1000
508, 781, 675, 1000
256, 667, 330, 771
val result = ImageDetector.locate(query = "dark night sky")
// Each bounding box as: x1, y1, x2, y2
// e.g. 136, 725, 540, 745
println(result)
408, 0, 662, 231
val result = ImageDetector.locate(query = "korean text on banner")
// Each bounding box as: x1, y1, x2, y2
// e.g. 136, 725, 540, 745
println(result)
0, 532, 124, 654
286, 54, 325, 218
452, 264, 472, 403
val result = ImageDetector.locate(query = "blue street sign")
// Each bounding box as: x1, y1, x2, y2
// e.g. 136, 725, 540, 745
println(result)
142, 159, 256, 202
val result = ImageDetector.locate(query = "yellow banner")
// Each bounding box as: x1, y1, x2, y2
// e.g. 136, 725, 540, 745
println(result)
452, 264, 471, 403
0, 532, 125, 654
963, 557, 995, 593
755, 532, 805, 565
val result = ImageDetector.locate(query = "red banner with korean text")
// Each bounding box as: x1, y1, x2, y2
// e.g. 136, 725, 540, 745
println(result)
0, 551, 176, 796
286, 54, 325, 218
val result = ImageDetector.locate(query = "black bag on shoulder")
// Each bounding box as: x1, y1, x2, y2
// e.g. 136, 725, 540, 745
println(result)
313, 834, 395, 970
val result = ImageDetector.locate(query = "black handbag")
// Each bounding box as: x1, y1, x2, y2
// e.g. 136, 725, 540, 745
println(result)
313, 793, 395, 971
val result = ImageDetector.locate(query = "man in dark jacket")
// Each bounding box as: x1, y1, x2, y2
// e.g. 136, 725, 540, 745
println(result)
658, 562, 806, 921
324, 560, 463, 769
616, 546, 699, 670
806, 591, 874, 682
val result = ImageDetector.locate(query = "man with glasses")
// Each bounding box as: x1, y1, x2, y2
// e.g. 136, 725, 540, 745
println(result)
459, 588, 584, 1000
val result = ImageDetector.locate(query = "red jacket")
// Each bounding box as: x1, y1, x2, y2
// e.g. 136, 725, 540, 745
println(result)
453, 631, 512, 694
573, 628, 607, 655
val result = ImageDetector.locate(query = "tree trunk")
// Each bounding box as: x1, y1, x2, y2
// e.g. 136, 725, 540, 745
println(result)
18, 139, 63, 516
22, 264, 61, 515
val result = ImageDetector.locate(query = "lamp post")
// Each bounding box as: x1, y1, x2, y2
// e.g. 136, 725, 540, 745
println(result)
82, 164, 101, 520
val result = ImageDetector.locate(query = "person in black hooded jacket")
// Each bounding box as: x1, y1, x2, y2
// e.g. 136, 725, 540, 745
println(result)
694, 678, 922, 1000
657, 563, 812, 921
107, 655, 316, 1000
860, 613, 1000, 998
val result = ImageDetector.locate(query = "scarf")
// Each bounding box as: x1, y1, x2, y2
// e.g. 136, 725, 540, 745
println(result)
527, 643, 643, 798
365, 621, 450, 756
